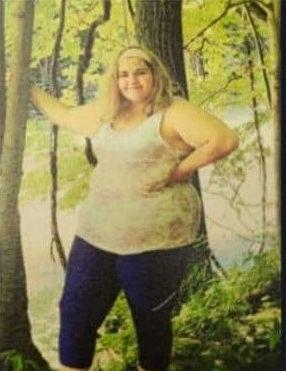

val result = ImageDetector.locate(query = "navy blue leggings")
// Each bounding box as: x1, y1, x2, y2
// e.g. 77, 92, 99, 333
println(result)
59, 236, 193, 370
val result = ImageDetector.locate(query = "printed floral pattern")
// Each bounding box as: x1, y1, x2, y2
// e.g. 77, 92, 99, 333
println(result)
76, 112, 202, 255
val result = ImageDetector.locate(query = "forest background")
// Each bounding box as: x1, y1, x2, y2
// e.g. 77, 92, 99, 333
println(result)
0, 0, 281, 371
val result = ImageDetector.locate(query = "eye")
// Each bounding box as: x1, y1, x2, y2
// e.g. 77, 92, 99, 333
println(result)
136, 70, 148, 75
118, 72, 128, 78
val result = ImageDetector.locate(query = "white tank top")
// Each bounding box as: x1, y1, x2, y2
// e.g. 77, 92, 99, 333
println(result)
76, 110, 201, 255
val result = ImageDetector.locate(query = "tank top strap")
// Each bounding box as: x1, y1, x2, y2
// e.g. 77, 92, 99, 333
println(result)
148, 109, 165, 137
149, 108, 186, 158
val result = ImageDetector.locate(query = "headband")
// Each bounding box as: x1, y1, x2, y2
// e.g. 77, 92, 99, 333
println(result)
119, 48, 152, 64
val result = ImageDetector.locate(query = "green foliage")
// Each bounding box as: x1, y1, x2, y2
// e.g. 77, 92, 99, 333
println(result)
183, 0, 270, 112
94, 247, 280, 371
3, 1, 279, 371
207, 110, 271, 204
0, 350, 40, 371
20, 118, 93, 208
10, 0, 272, 219
94, 293, 138, 371
172, 247, 281, 371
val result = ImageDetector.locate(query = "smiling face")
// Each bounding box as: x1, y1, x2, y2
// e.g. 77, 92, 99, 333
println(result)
103, 47, 174, 121
117, 56, 155, 107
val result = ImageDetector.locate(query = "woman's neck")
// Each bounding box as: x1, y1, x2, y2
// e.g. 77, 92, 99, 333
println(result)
114, 103, 150, 127
129, 102, 147, 114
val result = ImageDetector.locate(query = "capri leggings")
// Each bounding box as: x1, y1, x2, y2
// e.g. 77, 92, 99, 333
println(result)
59, 235, 194, 371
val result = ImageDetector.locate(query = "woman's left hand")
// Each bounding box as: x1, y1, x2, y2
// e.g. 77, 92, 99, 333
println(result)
167, 165, 191, 184
142, 165, 191, 194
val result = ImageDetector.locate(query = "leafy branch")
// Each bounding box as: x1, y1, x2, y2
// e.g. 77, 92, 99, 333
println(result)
184, 0, 270, 48
199, 72, 244, 106
202, 187, 261, 234
210, 165, 258, 233
205, 214, 261, 244
203, 188, 275, 208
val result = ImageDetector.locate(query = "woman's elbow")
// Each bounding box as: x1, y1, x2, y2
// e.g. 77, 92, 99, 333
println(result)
212, 131, 239, 157
224, 131, 239, 153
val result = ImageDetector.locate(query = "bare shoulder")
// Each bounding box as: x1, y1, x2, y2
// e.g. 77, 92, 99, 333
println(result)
165, 97, 207, 125
164, 96, 238, 149
163, 97, 200, 136
165, 96, 231, 131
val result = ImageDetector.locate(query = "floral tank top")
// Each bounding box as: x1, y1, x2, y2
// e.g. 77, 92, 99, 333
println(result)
76, 110, 202, 255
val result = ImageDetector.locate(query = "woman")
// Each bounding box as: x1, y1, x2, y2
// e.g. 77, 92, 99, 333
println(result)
30, 46, 238, 371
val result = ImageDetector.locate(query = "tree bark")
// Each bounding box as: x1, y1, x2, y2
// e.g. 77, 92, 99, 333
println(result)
267, 0, 280, 241
244, 4, 272, 108
49, 0, 67, 270
241, 0, 280, 246
134, 0, 211, 268
0, 0, 6, 159
0, 1, 50, 369
246, 39, 267, 253
135, 0, 187, 95
76, 0, 112, 166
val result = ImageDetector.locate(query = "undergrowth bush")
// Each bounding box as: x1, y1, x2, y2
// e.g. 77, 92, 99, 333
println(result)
93, 247, 280, 371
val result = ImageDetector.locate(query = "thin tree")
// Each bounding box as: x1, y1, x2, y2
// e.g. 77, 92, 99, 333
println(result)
244, 3, 272, 108
245, 38, 267, 253
243, 0, 281, 244
267, 0, 280, 240
0, 1, 50, 369
76, 0, 111, 166
243, 0, 281, 246
0, 0, 6, 159
49, 0, 67, 270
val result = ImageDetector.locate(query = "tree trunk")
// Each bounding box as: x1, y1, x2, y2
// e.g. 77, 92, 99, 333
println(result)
135, 0, 187, 94
0, 1, 50, 369
134, 0, 211, 263
0, 0, 6, 159
49, 0, 67, 271
76, 0, 112, 166
246, 39, 267, 253
268, 1, 280, 240
244, 4, 272, 108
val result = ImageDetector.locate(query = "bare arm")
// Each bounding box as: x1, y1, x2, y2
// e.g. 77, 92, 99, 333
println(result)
30, 86, 103, 138
166, 98, 239, 180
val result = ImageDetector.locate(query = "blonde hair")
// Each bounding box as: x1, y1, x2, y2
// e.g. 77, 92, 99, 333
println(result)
100, 46, 177, 122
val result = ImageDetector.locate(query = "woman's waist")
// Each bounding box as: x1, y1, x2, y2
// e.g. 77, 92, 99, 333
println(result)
85, 181, 200, 204
92, 160, 179, 186
79, 186, 200, 221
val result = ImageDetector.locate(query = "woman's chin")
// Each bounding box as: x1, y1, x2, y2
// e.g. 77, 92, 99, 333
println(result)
125, 96, 149, 105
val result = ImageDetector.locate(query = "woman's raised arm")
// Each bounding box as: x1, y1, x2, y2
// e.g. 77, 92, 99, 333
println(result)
30, 86, 103, 138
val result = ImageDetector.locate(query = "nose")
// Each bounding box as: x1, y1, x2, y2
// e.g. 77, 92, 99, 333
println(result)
128, 74, 139, 85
